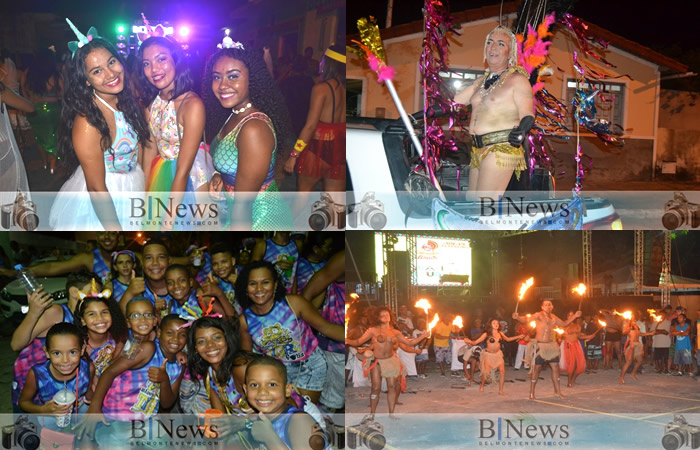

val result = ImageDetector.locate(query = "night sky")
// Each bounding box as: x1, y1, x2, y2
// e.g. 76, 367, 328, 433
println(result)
347, 0, 700, 52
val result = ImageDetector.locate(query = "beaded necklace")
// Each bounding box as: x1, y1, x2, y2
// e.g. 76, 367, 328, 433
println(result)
478, 68, 510, 98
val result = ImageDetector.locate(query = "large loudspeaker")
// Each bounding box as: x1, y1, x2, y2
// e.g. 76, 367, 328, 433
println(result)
644, 231, 664, 287
388, 251, 410, 295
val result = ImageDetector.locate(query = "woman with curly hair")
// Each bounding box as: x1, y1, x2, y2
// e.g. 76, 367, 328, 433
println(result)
203, 44, 293, 230
138, 37, 213, 229
346, 306, 428, 419
49, 23, 150, 230
284, 44, 346, 192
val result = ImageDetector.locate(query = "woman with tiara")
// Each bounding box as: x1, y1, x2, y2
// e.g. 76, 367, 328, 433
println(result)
50, 20, 149, 230
284, 44, 346, 192
138, 31, 213, 229
203, 35, 294, 230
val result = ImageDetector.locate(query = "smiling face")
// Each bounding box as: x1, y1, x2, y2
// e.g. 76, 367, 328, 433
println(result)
143, 243, 170, 281
194, 326, 227, 371
84, 47, 124, 96
45, 334, 82, 378
165, 267, 192, 303
211, 252, 234, 280
96, 231, 119, 252
142, 43, 176, 93
484, 30, 512, 72
81, 300, 112, 335
379, 310, 391, 324
247, 267, 277, 312
244, 364, 290, 416
115, 254, 134, 278
126, 300, 156, 338
211, 56, 250, 110
158, 319, 187, 358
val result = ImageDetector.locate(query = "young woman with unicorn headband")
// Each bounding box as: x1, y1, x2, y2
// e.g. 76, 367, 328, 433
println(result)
50, 19, 150, 230
454, 25, 535, 197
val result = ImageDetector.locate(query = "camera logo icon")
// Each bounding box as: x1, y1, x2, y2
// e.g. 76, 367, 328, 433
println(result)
662, 193, 700, 230
662, 415, 700, 450
309, 193, 346, 231
348, 192, 387, 230
1, 191, 39, 231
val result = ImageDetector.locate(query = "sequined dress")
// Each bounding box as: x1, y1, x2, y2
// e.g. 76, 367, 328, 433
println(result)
210, 112, 292, 230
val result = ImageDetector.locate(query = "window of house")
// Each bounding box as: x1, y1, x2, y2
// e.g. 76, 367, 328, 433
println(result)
347, 78, 364, 117
566, 79, 625, 131
418, 68, 486, 109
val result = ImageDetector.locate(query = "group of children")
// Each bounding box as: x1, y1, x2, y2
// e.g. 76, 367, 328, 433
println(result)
10, 233, 344, 448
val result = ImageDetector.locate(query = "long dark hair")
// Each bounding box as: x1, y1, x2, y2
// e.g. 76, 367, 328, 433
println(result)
73, 296, 128, 345
25, 48, 61, 96
320, 44, 346, 87
201, 45, 293, 149
234, 260, 286, 311
187, 316, 241, 386
57, 38, 150, 172
136, 36, 193, 106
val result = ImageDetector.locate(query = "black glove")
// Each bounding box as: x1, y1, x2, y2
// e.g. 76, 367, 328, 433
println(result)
508, 115, 535, 147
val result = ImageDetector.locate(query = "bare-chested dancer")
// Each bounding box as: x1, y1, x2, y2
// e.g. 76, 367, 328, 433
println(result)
619, 313, 657, 384
463, 319, 524, 395
513, 300, 581, 400
454, 26, 535, 196
346, 306, 428, 419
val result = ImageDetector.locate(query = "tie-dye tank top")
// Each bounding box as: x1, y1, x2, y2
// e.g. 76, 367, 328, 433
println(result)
244, 298, 318, 363
315, 281, 345, 354
142, 282, 173, 308
295, 258, 326, 292
32, 359, 90, 406
92, 248, 110, 283
112, 279, 129, 303
102, 340, 182, 420
207, 365, 243, 414
263, 239, 298, 294
169, 290, 202, 318
12, 304, 75, 406
214, 274, 243, 315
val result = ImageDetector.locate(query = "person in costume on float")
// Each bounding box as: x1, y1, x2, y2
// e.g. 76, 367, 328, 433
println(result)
283, 44, 346, 192
236, 261, 344, 405
462, 319, 524, 395
619, 312, 657, 384
346, 306, 428, 420
22, 47, 62, 174
138, 36, 213, 229
203, 38, 293, 230
0, 231, 120, 284
50, 20, 149, 231
454, 25, 534, 196
513, 299, 581, 400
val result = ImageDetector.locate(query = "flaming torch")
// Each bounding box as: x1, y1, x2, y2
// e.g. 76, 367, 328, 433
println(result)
598, 320, 607, 328
452, 315, 464, 329
572, 283, 586, 310
345, 303, 350, 338
529, 320, 537, 328
515, 277, 534, 314
554, 327, 565, 336
647, 309, 662, 322
428, 313, 440, 337
415, 298, 432, 319
350, 293, 359, 301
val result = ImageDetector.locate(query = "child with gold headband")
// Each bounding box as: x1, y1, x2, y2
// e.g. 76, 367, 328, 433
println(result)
284, 44, 346, 192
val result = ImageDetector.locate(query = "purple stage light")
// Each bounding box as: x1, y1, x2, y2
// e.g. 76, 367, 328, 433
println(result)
178, 26, 190, 38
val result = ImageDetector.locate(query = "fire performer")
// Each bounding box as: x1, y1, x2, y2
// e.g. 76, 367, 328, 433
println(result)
560, 311, 602, 388
454, 26, 534, 195
620, 311, 657, 384
345, 307, 428, 419
463, 319, 524, 395
513, 299, 581, 400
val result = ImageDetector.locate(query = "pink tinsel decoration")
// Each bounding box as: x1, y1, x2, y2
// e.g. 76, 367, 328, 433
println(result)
368, 54, 396, 83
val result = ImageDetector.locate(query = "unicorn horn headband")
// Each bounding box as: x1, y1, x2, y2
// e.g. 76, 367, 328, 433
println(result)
217, 29, 244, 50
66, 18, 101, 58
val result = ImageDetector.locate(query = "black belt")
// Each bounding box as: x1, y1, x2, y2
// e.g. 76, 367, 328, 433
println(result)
470, 129, 511, 148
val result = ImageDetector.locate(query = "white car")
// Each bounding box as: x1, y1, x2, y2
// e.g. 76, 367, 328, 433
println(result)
346, 116, 621, 230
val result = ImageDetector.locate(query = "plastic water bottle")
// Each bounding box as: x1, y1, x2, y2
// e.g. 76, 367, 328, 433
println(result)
14, 264, 41, 293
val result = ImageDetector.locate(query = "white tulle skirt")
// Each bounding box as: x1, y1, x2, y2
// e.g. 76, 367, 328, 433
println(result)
49, 165, 145, 230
